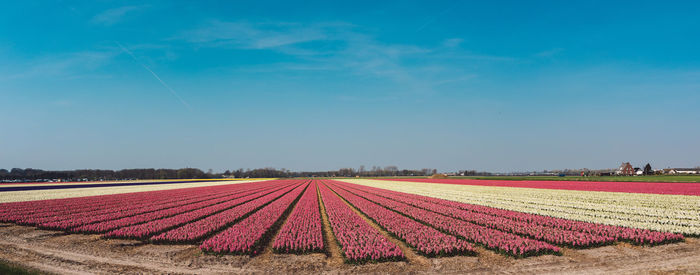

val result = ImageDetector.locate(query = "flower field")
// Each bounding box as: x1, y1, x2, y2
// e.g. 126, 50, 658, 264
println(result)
272, 181, 324, 253
343, 179, 700, 235
318, 182, 404, 263
0, 179, 266, 203
0, 178, 695, 265
384, 178, 700, 196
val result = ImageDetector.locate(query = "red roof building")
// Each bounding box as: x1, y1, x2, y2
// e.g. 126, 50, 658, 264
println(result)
616, 162, 634, 176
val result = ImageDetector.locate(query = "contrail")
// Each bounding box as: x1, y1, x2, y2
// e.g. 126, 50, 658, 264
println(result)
115, 42, 192, 110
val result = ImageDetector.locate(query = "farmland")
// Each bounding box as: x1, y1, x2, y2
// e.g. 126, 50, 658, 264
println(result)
0, 178, 698, 274
0, 179, 266, 203
449, 175, 700, 183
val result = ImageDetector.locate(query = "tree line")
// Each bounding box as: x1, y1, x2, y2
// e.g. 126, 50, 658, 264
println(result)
0, 166, 438, 182
0, 168, 209, 182
224, 166, 437, 178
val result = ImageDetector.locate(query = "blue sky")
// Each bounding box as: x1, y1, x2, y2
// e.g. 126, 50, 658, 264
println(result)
1, 1, 699, 172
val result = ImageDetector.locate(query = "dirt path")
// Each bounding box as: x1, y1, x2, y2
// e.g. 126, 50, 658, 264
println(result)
317, 184, 344, 268
0, 225, 699, 274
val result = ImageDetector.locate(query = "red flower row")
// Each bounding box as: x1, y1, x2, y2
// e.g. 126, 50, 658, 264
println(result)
338, 183, 615, 247
79, 183, 289, 234
272, 182, 324, 253
327, 181, 560, 257
104, 183, 292, 239
0, 181, 269, 219
318, 182, 404, 263
325, 182, 475, 257
200, 182, 309, 255
151, 182, 304, 243
351, 183, 684, 245
0, 183, 256, 223
36, 183, 286, 230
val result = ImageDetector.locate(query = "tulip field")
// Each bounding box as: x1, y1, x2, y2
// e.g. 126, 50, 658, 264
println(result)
0, 178, 696, 265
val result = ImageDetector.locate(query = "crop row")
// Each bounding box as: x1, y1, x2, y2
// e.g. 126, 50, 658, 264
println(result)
80, 182, 294, 234
1, 180, 280, 225
1, 185, 230, 222
32, 185, 272, 229
200, 182, 309, 255
322, 181, 475, 257
326, 181, 560, 257
104, 183, 293, 239
151, 182, 304, 243
0, 181, 256, 216
36, 181, 294, 230
337, 182, 634, 247
318, 182, 404, 263
342, 179, 700, 235
272, 181, 324, 253
0, 180, 265, 205
349, 183, 684, 245
2, 178, 688, 263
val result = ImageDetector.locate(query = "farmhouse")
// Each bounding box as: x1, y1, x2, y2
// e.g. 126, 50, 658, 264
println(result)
615, 162, 634, 176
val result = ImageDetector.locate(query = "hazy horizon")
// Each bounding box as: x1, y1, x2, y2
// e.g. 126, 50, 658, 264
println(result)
1, 1, 699, 173
1, 162, 696, 175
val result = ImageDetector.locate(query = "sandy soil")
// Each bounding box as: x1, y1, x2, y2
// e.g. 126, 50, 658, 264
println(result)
1, 222, 698, 274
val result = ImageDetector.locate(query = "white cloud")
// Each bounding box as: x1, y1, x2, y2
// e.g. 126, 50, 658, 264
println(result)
535, 48, 564, 58
3, 51, 117, 80
442, 38, 463, 48
180, 21, 328, 49
177, 20, 507, 96
91, 5, 147, 26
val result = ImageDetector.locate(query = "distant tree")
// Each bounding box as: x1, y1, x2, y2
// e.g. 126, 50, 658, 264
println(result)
1, 165, 464, 182
643, 163, 652, 175
177, 168, 206, 179
10, 168, 25, 176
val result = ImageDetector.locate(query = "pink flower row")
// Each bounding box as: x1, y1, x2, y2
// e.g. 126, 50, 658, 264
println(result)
272, 182, 324, 253
339, 183, 616, 247
151, 182, 305, 243
0, 183, 252, 223
325, 182, 475, 257
200, 182, 310, 255
104, 183, 293, 239
353, 183, 684, 245
77, 183, 290, 234
0, 180, 299, 241
328, 181, 560, 257
36, 182, 286, 230
318, 182, 404, 263
0, 182, 257, 218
